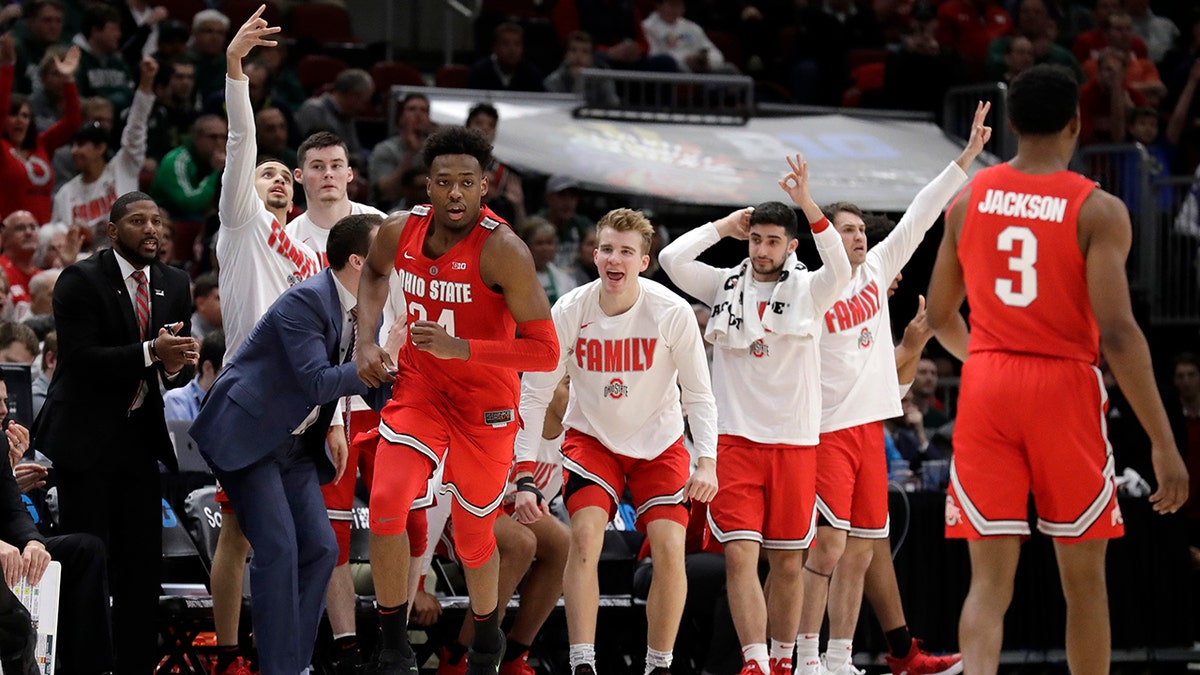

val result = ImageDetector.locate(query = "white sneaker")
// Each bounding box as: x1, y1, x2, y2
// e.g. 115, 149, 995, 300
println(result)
822, 662, 864, 675
795, 660, 822, 675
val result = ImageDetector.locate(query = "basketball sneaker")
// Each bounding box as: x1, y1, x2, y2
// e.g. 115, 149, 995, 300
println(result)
739, 660, 768, 675
885, 640, 962, 675
465, 637, 506, 675
770, 656, 793, 675
498, 650, 536, 675
573, 665, 597, 675
212, 656, 253, 675
376, 647, 419, 675
437, 646, 468, 675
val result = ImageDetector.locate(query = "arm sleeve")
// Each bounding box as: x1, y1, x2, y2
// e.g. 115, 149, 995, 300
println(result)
667, 306, 717, 461
807, 220, 853, 314
115, 88, 153, 178
467, 318, 560, 372
38, 81, 81, 155
657, 222, 728, 306
514, 306, 573, 472
218, 76, 263, 232
870, 161, 968, 283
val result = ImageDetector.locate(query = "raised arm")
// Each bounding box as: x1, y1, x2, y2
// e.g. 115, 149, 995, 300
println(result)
1081, 189, 1187, 514
38, 46, 81, 155
778, 153, 850, 310
894, 294, 934, 395
116, 57, 157, 176
659, 209, 749, 305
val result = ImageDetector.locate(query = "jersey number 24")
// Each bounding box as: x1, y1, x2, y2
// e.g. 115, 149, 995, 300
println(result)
409, 301, 457, 336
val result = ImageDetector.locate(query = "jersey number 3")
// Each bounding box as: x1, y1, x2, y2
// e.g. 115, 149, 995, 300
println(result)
995, 226, 1037, 307
409, 301, 457, 336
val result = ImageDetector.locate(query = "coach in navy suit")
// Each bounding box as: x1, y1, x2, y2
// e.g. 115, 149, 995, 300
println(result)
191, 214, 386, 675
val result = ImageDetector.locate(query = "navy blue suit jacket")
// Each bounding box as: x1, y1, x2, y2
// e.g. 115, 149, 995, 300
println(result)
191, 269, 386, 484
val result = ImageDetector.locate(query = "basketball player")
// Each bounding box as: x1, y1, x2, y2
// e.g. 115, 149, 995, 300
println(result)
355, 126, 559, 675
659, 156, 851, 675
513, 208, 719, 675
926, 64, 1188, 675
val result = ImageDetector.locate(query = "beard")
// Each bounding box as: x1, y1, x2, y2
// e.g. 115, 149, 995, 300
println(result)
115, 237, 158, 267
751, 258, 785, 276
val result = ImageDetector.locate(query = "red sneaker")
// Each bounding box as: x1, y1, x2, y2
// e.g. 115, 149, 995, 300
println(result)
739, 661, 768, 675
437, 645, 469, 675
885, 639, 962, 675
212, 656, 253, 675
770, 656, 793, 675
499, 650, 536, 675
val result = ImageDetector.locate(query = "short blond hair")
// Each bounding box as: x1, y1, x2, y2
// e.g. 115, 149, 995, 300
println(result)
596, 208, 653, 255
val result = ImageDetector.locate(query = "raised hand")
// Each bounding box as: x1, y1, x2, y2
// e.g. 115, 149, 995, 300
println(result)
138, 55, 158, 93
778, 153, 814, 209
54, 45, 81, 78
714, 206, 752, 241
227, 5, 280, 63
955, 100, 992, 171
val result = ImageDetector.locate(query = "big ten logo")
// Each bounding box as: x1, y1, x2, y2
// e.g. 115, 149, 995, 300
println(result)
161, 498, 179, 528
450, 261, 468, 271
353, 505, 371, 530
204, 505, 223, 529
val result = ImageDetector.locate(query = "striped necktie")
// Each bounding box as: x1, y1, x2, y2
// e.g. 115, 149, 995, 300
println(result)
133, 269, 149, 340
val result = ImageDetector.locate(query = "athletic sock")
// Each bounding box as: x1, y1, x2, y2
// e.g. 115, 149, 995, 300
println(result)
378, 603, 411, 653
471, 607, 504, 654
332, 635, 359, 664
502, 637, 531, 663
825, 639, 853, 672
797, 634, 820, 669
884, 626, 913, 658
769, 639, 794, 665
644, 647, 672, 674
742, 643, 769, 671
569, 644, 596, 671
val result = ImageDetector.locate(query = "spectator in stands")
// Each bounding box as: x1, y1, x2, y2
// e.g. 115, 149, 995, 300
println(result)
1000, 34, 1036, 83
466, 102, 525, 225
30, 330, 54, 417
188, 9, 230, 101
146, 56, 199, 162
467, 22, 545, 92
150, 113, 226, 220
202, 58, 281, 119
985, 0, 1083, 83
294, 68, 373, 162
642, 0, 738, 74
29, 45, 71, 132
52, 95, 110, 192
520, 218, 575, 307
1080, 49, 1147, 146
256, 106, 295, 168
395, 167, 428, 211
369, 93, 435, 212
554, 0, 677, 72
1126, 0, 1178, 65
253, 33, 304, 109
163, 329, 223, 421
1082, 11, 1167, 108
883, 2, 968, 119
537, 175, 592, 267
32, 222, 80, 270
1072, 0, 1148, 64
1040, 0, 1092, 51
72, 3, 133, 112
0, 270, 10, 323
0, 212, 43, 317
22, 268, 58, 337
0, 369, 114, 674
934, 0, 1013, 78
190, 271, 220, 342
543, 30, 620, 106
120, 0, 169, 60
0, 37, 80, 226
791, 0, 886, 105
154, 19, 190, 62
53, 56, 156, 244
12, 0, 66, 95
911, 357, 950, 431
0, 321, 36, 364
570, 224, 598, 286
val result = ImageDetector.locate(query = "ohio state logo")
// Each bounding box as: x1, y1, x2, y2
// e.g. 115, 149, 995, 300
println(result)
1111, 501, 1124, 527
858, 327, 872, 349
749, 339, 769, 358
604, 378, 628, 399
944, 494, 962, 527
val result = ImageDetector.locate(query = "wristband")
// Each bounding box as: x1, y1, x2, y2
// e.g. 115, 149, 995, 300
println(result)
149, 337, 159, 362
515, 476, 545, 506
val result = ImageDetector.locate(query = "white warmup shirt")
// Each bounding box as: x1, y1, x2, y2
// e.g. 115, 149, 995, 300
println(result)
52, 89, 153, 237
217, 75, 321, 361
660, 221, 850, 446
515, 278, 718, 466
286, 201, 386, 267
820, 162, 968, 432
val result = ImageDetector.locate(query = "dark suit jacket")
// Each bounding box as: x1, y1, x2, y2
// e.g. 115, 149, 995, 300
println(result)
33, 248, 192, 472
0, 468, 41, 550
190, 269, 387, 485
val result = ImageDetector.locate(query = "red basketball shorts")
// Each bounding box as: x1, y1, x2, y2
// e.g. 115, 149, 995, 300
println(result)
946, 352, 1123, 542
369, 391, 516, 567
561, 430, 690, 531
707, 435, 817, 549
815, 421, 890, 538
322, 409, 382, 566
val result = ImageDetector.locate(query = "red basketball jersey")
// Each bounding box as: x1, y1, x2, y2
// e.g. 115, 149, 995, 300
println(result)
393, 204, 520, 422
956, 164, 1100, 364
